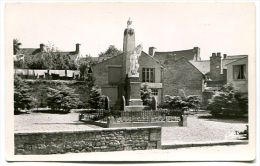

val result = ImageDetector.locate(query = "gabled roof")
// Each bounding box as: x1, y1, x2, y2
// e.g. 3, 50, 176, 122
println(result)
190, 60, 210, 75
141, 51, 165, 68
18, 48, 41, 55
175, 57, 206, 78
225, 55, 248, 59
154, 48, 196, 61
17, 46, 79, 56
189, 55, 248, 74
225, 56, 248, 66
92, 53, 123, 65
92, 51, 165, 68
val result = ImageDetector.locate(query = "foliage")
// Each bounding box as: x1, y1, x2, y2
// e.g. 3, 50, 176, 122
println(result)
88, 86, 105, 109
208, 82, 248, 117
77, 54, 93, 81
140, 84, 152, 106
20, 41, 78, 70
164, 95, 201, 112
98, 45, 122, 59
46, 84, 80, 112
14, 76, 33, 113
13, 39, 20, 55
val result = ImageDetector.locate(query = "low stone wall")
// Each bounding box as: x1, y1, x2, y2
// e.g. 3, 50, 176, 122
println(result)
81, 115, 187, 128
14, 127, 161, 155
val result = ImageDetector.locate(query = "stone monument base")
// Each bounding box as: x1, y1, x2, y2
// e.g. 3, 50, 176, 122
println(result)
128, 99, 143, 106
125, 105, 151, 111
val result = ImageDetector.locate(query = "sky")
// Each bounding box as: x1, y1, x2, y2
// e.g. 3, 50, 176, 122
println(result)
5, 2, 255, 60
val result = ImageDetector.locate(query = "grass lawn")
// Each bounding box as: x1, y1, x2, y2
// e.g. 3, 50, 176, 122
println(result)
14, 111, 248, 145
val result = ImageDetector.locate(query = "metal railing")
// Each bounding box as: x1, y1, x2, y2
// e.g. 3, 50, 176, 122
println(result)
81, 109, 182, 123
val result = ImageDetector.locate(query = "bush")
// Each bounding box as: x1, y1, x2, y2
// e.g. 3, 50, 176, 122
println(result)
14, 76, 34, 114
164, 95, 200, 112
88, 86, 105, 109
46, 84, 80, 113
140, 84, 152, 106
208, 83, 248, 117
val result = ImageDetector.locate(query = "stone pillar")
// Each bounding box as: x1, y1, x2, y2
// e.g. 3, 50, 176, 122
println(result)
126, 76, 142, 106
151, 96, 157, 110
121, 96, 126, 111
105, 96, 109, 110
123, 21, 135, 81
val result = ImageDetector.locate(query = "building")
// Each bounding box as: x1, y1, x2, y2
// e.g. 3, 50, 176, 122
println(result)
92, 20, 207, 108
92, 51, 164, 107
226, 56, 248, 96
13, 43, 82, 61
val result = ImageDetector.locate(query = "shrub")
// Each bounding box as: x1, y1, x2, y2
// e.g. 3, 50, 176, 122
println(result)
46, 84, 80, 113
14, 76, 34, 114
140, 84, 152, 106
208, 83, 248, 117
164, 95, 200, 112
88, 86, 105, 109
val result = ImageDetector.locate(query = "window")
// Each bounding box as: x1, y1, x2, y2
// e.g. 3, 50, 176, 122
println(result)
142, 68, 155, 82
151, 89, 158, 96
233, 65, 246, 79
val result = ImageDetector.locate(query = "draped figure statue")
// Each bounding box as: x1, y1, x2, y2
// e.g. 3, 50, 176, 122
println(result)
129, 44, 143, 77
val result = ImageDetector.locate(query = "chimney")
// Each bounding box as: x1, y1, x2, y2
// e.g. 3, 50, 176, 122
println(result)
223, 54, 227, 59
40, 43, 45, 52
76, 43, 81, 54
193, 47, 201, 61
210, 52, 222, 80
217, 52, 221, 58
148, 47, 156, 56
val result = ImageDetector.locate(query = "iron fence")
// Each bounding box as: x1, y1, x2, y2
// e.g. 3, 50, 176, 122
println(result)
81, 109, 182, 122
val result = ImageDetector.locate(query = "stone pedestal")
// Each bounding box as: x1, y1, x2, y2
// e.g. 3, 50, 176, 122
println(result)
126, 76, 143, 106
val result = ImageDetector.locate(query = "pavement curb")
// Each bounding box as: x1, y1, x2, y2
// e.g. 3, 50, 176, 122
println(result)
162, 140, 249, 149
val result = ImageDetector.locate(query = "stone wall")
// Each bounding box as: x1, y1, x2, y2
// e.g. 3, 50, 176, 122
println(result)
92, 54, 123, 86
14, 127, 161, 155
162, 57, 204, 102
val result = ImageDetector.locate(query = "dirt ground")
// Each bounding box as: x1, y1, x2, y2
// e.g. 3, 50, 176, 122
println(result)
14, 111, 248, 144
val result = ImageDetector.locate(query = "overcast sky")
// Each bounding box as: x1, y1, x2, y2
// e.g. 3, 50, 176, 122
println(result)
6, 2, 255, 60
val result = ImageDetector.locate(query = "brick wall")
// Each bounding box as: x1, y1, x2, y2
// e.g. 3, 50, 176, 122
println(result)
14, 127, 162, 155
162, 58, 204, 102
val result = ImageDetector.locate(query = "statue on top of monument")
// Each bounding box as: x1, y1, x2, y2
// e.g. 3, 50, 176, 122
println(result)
129, 44, 143, 77
127, 17, 132, 28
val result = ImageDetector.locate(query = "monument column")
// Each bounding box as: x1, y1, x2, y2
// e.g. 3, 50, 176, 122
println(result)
123, 18, 135, 78
122, 18, 143, 106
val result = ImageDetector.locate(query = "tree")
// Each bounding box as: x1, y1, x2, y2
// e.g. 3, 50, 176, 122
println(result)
140, 84, 152, 106
13, 38, 21, 55
77, 55, 93, 81
14, 76, 33, 114
47, 84, 80, 113
98, 45, 122, 59
208, 82, 248, 117
88, 86, 104, 109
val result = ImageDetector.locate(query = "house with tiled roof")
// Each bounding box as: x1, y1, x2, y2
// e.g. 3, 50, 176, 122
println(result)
226, 56, 248, 96
13, 43, 82, 61
151, 47, 201, 65
190, 53, 248, 91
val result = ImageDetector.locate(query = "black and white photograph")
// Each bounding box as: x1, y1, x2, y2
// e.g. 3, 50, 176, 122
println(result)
3, 1, 257, 162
